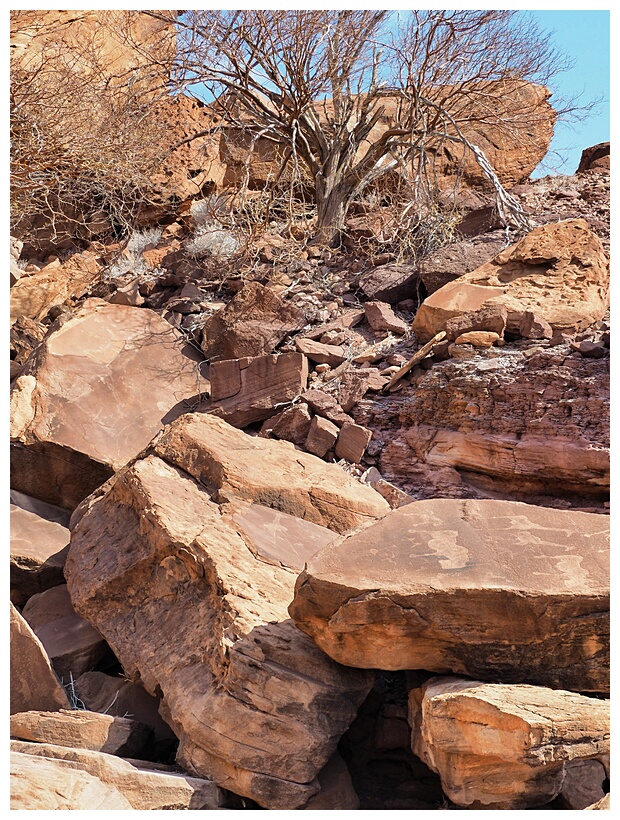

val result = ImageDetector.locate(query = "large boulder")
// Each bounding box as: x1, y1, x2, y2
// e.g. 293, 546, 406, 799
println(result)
409, 676, 610, 809
10, 741, 227, 810
10, 298, 208, 510
289, 499, 609, 692
65, 416, 386, 808
412, 220, 609, 342
10, 603, 70, 714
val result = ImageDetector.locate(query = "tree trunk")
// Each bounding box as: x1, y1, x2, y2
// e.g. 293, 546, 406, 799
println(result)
312, 171, 356, 247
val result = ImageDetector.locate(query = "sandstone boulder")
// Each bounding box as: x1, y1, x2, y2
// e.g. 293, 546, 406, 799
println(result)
151, 413, 388, 534
295, 337, 347, 367
364, 301, 409, 334
10, 495, 69, 607
335, 422, 373, 463
444, 304, 508, 341
11, 741, 226, 810
270, 403, 313, 446
412, 220, 609, 342
306, 415, 339, 457
417, 234, 506, 296
289, 499, 609, 692
201, 281, 306, 361
358, 263, 419, 303
558, 760, 607, 810
10, 298, 208, 510
10, 709, 151, 758
65, 445, 376, 808
208, 352, 308, 428
10, 603, 70, 714
577, 142, 610, 174
409, 677, 610, 809
301, 388, 354, 427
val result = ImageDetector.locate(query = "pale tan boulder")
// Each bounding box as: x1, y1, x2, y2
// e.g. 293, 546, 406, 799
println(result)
289, 499, 609, 692
10, 749, 132, 809
10, 497, 69, 607
409, 677, 610, 809
22, 585, 111, 682
65, 445, 376, 808
586, 793, 611, 809
10, 603, 70, 714
10, 298, 208, 510
10, 709, 151, 758
9, 251, 101, 325
151, 413, 389, 534
11, 740, 226, 809
412, 220, 609, 342
453, 330, 499, 347
201, 281, 306, 361
208, 351, 308, 428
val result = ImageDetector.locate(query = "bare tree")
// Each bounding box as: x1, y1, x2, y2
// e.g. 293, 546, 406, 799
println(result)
148, 9, 574, 247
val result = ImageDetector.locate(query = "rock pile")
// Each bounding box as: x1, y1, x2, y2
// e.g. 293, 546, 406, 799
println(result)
10, 141, 610, 809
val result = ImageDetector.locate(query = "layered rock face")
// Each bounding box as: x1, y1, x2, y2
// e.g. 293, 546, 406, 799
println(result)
413, 220, 609, 342
65, 414, 387, 808
289, 498, 609, 692
409, 677, 610, 809
10, 299, 208, 509
367, 346, 609, 502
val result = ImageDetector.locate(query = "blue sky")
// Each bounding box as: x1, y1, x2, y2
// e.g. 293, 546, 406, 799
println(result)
527, 10, 610, 177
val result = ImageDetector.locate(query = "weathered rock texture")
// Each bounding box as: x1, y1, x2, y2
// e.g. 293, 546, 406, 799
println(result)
10, 741, 227, 810
208, 352, 308, 428
151, 413, 389, 533
356, 346, 609, 503
10, 496, 69, 607
10, 603, 71, 715
412, 220, 609, 342
65, 415, 385, 807
289, 499, 609, 692
10, 298, 208, 510
10, 709, 151, 758
409, 677, 610, 809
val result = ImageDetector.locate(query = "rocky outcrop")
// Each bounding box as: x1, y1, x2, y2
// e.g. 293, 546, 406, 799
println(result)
10, 741, 227, 810
289, 499, 609, 692
409, 677, 610, 809
412, 220, 609, 342
65, 415, 388, 807
577, 142, 610, 174
10, 298, 208, 510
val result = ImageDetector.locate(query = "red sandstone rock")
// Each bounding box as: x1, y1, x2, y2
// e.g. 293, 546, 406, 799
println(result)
306, 416, 339, 458
364, 301, 409, 334
335, 423, 373, 463
289, 498, 609, 692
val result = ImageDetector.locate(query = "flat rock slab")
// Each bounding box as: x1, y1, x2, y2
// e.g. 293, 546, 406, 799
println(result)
10, 500, 69, 607
10, 709, 151, 758
11, 741, 226, 809
10, 298, 208, 510
409, 676, 610, 809
66, 446, 375, 808
289, 499, 609, 692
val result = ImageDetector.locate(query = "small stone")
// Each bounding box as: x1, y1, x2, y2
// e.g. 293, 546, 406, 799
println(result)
335, 423, 373, 463
454, 331, 499, 347
305, 416, 339, 458
271, 403, 313, 446
364, 301, 409, 334
295, 338, 346, 367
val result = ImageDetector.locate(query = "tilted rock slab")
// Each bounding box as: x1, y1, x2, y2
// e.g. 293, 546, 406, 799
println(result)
412, 220, 609, 342
65, 417, 384, 807
409, 677, 610, 809
10, 298, 208, 510
289, 499, 609, 692
11, 741, 226, 810
10, 603, 70, 715
10, 495, 69, 607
